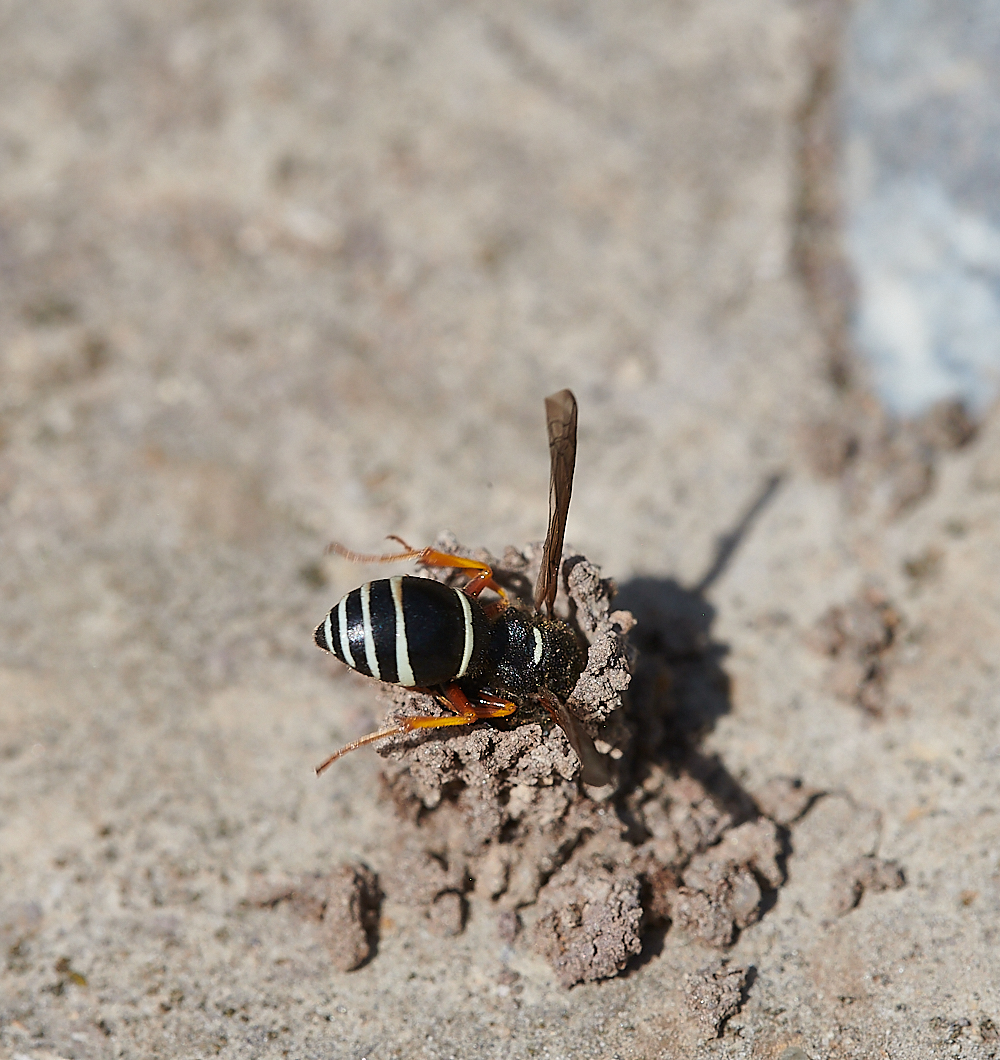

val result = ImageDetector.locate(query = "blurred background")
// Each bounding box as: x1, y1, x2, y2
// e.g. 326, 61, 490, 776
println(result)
844, 0, 1000, 418
3, 1, 1000, 1057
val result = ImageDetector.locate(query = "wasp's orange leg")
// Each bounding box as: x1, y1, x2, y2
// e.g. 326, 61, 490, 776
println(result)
325, 541, 424, 564
405, 684, 517, 729
326, 541, 507, 600
314, 723, 410, 774
458, 566, 507, 600
467, 688, 520, 716
315, 686, 518, 773
412, 551, 507, 600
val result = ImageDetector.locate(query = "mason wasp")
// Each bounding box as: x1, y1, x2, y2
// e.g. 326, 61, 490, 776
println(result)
313, 389, 610, 785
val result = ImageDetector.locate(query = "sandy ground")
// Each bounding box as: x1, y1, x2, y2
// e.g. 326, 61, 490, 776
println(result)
2, 1, 999, 1058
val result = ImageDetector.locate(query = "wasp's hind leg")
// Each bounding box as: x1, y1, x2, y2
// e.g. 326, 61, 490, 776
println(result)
326, 540, 507, 600
403, 684, 517, 729
411, 551, 506, 601
314, 686, 516, 775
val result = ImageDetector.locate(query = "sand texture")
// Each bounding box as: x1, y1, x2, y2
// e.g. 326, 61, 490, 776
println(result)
2, 2, 1000, 1058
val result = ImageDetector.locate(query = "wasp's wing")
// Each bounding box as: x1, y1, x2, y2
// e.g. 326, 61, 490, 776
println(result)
534, 392, 609, 784
534, 389, 577, 615
539, 691, 612, 787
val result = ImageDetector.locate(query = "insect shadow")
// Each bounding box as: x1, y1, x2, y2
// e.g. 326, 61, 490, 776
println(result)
614, 474, 785, 840
612, 474, 785, 970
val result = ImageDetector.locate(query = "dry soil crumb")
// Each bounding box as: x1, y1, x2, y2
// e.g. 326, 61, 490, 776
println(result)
801, 392, 974, 517
753, 776, 821, 825
626, 769, 735, 866
497, 909, 521, 943
247, 863, 380, 971
0, 900, 43, 956
428, 891, 466, 936
683, 961, 749, 1039
532, 855, 643, 988
980, 1018, 1000, 1044
378, 843, 472, 935
801, 416, 861, 479
810, 586, 900, 714
830, 855, 906, 916
379, 845, 468, 906
663, 820, 782, 948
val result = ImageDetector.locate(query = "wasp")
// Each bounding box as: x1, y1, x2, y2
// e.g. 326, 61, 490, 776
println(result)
313, 389, 610, 785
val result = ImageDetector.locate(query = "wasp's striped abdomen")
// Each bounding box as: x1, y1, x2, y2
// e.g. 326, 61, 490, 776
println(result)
315, 575, 488, 687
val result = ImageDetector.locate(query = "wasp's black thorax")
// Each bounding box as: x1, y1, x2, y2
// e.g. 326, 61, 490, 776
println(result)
476, 607, 586, 700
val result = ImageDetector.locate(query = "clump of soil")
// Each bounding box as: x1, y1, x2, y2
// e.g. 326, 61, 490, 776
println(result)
753, 776, 821, 825
683, 961, 750, 1039
248, 863, 380, 971
830, 855, 906, 916
810, 587, 900, 715
801, 393, 976, 518
533, 855, 643, 988
334, 538, 805, 986
657, 818, 783, 948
